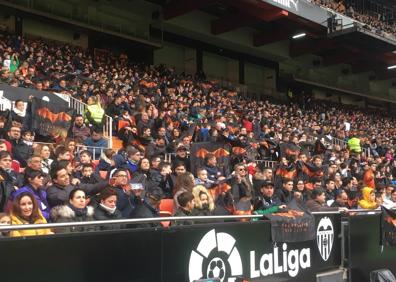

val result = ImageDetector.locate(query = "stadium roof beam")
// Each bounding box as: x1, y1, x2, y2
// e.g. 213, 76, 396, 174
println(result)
211, 9, 288, 35
322, 50, 360, 67
163, 0, 217, 20
253, 29, 291, 46
289, 39, 337, 58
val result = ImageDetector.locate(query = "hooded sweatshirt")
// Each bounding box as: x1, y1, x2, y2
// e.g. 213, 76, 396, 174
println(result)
358, 187, 378, 209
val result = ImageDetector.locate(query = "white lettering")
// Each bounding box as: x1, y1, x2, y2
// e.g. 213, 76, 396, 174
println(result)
300, 248, 311, 269
273, 246, 283, 274
259, 253, 273, 276
287, 250, 299, 277
248, 245, 311, 279
282, 243, 288, 272
250, 251, 260, 278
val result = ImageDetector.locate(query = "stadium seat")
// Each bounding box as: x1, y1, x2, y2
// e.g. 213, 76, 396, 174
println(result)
118, 120, 130, 130
159, 199, 174, 215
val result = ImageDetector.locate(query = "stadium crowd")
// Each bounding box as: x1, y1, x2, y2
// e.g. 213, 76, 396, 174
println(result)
1, 31, 396, 236
311, 0, 396, 38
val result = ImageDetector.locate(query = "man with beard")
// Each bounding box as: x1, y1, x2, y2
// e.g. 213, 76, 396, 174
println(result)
6, 126, 32, 167
253, 181, 286, 213
70, 114, 91, 140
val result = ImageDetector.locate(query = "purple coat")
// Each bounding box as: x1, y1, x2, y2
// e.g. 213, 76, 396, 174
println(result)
10, 185, 50, 220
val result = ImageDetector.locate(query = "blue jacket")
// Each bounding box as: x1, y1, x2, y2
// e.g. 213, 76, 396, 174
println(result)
84, 138, 108, 159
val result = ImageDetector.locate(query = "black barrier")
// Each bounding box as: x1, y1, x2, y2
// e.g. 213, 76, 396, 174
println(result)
348, 214, 396, 282
0, 83, 67, 105
0, 214, 341, 282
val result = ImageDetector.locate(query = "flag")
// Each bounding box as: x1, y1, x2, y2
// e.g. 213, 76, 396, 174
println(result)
190, 142, 231, 176
30, 97, 75, 138
264, 199, 315, 242
381, 206, 396, 247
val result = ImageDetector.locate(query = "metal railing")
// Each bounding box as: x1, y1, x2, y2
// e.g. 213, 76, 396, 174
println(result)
0, 209, 391, 233
0, 214, 263, 232
56, 94, 113, 148
254, 160, 278, 168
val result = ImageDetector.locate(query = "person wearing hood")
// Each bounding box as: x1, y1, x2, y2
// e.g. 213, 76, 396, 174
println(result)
10, 192, 52, 237
192, 185, 214, 216
358, 187, 378, 210
94, 187, 123, 230
50, 188, 96, 233
9, 169, 50, 220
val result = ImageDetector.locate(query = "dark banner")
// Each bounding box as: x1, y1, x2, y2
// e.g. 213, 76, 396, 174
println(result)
164, 214, 341, 281
381, 207, 396, 247
190, 142, 231, 175
349, 214, 396, 282
31, 97, 74, 137
0, 214, 341, 282
0, 83, 67, 105
264, 200, 316, 243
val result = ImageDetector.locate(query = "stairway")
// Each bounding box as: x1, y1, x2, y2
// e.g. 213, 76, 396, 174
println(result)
112, 136, 123, 151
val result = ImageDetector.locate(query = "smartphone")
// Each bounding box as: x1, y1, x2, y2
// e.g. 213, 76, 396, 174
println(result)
131, 183, 144, 190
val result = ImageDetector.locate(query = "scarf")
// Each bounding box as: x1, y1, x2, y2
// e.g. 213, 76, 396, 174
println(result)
13, 107, 26, 117
99, 203, 116, 214
68, 203, 87, 217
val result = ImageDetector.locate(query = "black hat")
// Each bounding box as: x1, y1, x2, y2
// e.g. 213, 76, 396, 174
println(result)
261, 181, 274, 188
147, 188, 164, 202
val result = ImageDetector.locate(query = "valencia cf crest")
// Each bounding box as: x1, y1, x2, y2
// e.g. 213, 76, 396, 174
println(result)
316, 217, 334, 261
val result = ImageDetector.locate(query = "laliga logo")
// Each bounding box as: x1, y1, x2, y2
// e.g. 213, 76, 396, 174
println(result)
316, 217, 334, 261
188, 229, 243, 282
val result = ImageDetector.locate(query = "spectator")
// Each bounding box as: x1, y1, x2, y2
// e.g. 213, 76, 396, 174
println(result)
192, 185, 214, 216
306, 188, 341, 212
0, 151, 20, 211
10, 192, 52, 237
253, 181, 286, 213
84, 127, 108, 160
50, 188, 95, 233
35, 144, 54, 174
130, 188, 163, 228
173, 191, 195, 225
173, 172, 195, 209
9, 169, 50, 220
0, 213, 11, 237
358, 187, 378, 210
110, 169, 136, 218
94, 187, 123, 229
70, 114, 91, 141
47, 167, 74, 208
275, 177, 295, 204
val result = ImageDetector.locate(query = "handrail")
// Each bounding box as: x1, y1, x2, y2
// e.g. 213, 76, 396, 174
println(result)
0, 214, 263, 232
0, 209, 391, 232
55, 93, 113, 149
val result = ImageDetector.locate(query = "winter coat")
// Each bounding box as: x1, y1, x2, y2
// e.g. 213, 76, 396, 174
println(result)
46, 184, 75, 208
10, 185, 50, 220
50, 205, 96, 233
129, 200, 161, 228
173, 208, 193, 226
305, 199, 338, 212
358, 187, 378, 210
10, 212, 52, 237
93, 205, 123, 230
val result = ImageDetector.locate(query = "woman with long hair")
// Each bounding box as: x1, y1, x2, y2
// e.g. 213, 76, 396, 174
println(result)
173, 172, 195, 209
10, 192, 52, 237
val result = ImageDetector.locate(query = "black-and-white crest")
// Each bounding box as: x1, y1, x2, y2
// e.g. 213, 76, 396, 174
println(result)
316, 217, 334, 261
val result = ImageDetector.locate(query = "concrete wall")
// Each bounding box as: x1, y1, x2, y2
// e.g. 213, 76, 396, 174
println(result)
23, 18, 88, 48
153, 42, 196, 74
0, 12, 15, 32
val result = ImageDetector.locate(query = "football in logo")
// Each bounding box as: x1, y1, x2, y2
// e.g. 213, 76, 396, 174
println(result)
188, 229, 243, 282
316, 217, 334, 261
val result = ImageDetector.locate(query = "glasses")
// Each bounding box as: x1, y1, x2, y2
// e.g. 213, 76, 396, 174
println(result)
116, 174, 128, 178
238, 168, 246, 171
